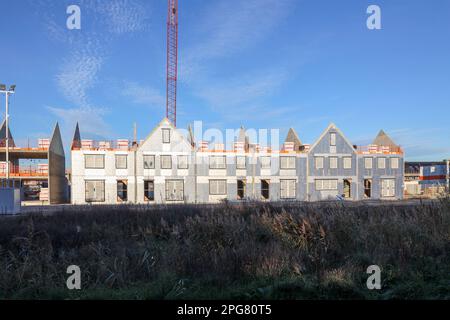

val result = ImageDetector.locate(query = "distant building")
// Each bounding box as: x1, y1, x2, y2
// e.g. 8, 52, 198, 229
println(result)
0, 119, 68, 204
404, 161, 450, 198
70, 118, 404, 204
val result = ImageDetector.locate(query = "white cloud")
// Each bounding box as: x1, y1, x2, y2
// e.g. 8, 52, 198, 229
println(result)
36, 0, 153, 140
56, 50, 103, 107
181, 0, 293, 79
99, 0, 150, 35
351, 127, 450, 161
47, 106, 111, 139
122, 81, 165, 107
193, 68, 288, 110
186, 0, 292, 59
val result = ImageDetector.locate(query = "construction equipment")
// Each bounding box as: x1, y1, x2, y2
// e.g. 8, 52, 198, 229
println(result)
166, 0, 178, 126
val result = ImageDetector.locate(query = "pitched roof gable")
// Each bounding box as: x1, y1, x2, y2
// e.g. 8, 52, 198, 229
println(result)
309, 123, 355, 153
284, 128, 302, 151
139, 118, 193, 151
0, 118, 15, 147
372, 130, 398, 147
71, 122, 81, 150
49, 122, 65, 157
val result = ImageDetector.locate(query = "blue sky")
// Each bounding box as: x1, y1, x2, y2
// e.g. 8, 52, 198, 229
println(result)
1, 0, 450, 163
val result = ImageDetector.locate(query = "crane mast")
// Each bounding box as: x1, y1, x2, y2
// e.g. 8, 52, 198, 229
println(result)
166, 0, 178, 126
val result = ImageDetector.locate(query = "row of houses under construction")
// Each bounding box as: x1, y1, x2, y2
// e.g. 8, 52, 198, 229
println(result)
70, 118, 404, 204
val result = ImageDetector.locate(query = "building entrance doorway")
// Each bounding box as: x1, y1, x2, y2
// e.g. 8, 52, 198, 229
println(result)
343, 179, 351, 198
364, 179, 372, 198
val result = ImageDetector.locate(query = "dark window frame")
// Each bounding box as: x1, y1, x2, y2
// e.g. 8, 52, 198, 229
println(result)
237, 179, 246, 200
364, 179, 372, 198
143, 155, 155, 169
117, 180, 128, 202
261, 180, 270, 200
144, 180, 155, 201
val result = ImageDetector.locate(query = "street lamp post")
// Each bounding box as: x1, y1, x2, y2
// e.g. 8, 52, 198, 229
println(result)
0, 84, 16, 187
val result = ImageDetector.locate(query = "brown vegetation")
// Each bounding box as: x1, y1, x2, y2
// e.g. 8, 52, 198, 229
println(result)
0, 200, 449, 299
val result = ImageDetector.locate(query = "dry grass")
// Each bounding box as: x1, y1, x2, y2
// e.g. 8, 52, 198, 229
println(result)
0, 200, 449, 299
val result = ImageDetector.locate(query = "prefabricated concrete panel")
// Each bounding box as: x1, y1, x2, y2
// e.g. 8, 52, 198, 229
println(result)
0, 188, 21, 214
48, 123, 68, 204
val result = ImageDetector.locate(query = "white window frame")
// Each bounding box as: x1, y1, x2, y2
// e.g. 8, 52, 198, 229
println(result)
209, 179, 227, 195
378, 157, 386, 169
85, 180, 105, 202
260, 156, 271, 169
343, 157, 352, 169
390, 158, 399, 169
364, 157, 373, 169
85, 154, 105, 169
209, 155, 226, 169
329, 157, 338, 169
115, 155, 127, 169
330, 133, 336, 146
162, 128, 171, 144
161, 155, 172, 169
315, 179, 338, 191
381, 179, 396, 197
236, 156, 246, 169
315, 157, 324, 169
280, 179, 296, 199
165, 180, 184, 201
280, 156, 296, 169
177, 155, 189, 169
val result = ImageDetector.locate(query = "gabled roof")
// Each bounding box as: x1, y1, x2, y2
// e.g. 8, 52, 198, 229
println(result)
0, 118, 15, 147
71, 122, 81, 150
139, 117, 193, 151
308, 123, 356, 153
284, 128, 302, 151
372, 130, 398, 148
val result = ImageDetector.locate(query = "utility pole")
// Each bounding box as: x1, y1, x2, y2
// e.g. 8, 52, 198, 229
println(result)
446, 159, 450, 194
0, 84, 15, 187
133, 122, 137, 146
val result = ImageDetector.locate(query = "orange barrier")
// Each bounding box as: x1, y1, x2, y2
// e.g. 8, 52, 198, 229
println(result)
0, 164, 48, 177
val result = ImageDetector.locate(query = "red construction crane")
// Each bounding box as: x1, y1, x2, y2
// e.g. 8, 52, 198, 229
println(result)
166, 0, 178, 126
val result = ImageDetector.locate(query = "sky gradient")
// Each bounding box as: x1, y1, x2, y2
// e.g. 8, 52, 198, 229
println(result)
1, 0, 450, 163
